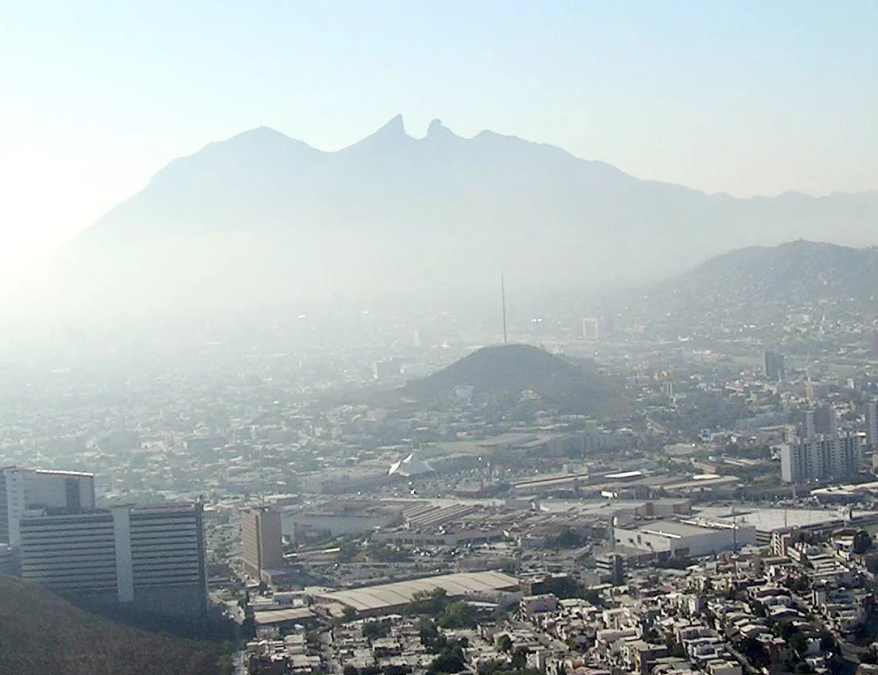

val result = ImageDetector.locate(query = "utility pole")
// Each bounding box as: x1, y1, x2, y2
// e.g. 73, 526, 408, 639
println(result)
501, 270, 508, 345
732, 505, 737, 552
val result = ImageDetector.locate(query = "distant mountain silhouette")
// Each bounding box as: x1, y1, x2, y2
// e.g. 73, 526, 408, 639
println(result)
53, 117, 878, 317
401, 344, 625, 416
663, 240, 878, 303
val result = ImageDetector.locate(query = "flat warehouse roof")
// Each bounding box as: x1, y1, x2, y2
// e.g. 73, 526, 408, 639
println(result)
616, 520, 720, 539
696, 507, 878, 532
317, 571, 519, 612
254, 607, 316, 625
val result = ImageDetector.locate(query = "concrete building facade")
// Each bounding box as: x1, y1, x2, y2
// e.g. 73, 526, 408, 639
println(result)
866, 399, 878, 450
780, 434, 862, 483
0, 542, 12, 574
613, 519, 755, 558
18, 502, 206, 616
242, 506, 284, 580
763, 350, 785, 382
0, 467, 95, 548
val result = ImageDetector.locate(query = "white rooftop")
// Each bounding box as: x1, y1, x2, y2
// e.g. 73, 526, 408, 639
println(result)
316, 571, 518, 612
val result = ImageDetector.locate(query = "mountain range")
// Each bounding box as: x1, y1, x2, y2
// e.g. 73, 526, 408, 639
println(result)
53, 116, 878, 317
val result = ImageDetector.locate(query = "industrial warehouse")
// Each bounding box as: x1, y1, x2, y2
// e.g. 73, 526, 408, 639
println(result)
314, 571, 520, 616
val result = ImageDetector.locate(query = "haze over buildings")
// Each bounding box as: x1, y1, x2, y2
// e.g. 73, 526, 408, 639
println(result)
2, 2, 877, 325
3, 4, 878, 673
16, 119, 873, 324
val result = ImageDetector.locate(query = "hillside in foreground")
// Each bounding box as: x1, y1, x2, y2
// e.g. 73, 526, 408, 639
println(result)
0, 575, 227, 675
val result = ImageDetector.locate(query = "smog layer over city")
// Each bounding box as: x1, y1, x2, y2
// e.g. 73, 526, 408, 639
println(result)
2, 3, 878, 675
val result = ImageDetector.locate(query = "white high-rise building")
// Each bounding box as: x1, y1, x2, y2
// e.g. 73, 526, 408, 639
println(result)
18, 502, 206, 616
780, 434, 862, 483
0, 466, 95, 548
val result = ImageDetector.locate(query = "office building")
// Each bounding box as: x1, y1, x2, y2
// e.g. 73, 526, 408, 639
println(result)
813, 405, 838, 436
870, 332, 878, 360
18, 502, 206, 616
0, 466, 95, 547
780, 434, 862, 483
763, 350, 785, 382
594, 552, 625, 585
0, 542, 11, 574
242, 506, 284, 581
128, 503, 209, 616
801, 409, 816, 440
866, 399, 878, 449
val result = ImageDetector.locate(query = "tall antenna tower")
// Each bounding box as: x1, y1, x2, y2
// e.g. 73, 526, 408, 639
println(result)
732, 505, 737, 552
501, 270, 508, 345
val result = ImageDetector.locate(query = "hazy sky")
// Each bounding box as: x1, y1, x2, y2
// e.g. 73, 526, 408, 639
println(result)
1, 0, 876, 285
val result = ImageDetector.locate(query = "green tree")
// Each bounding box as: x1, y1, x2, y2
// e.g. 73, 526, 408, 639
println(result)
418, 617, 446, 653
410, 588, 449, 616
854, 530, 873, 555
428, 644, 465, 674
819, 633, 837, 652
497, 634, 513, 653
739, 637, 769, 669
511, 648, 530, 670
439, 602, 475, 629
363, 621, 389, 641
338, 540, 359, 562
789, 632, 809, 655
579, 588, 607, 608
774, 621, 796, 641
643, 628, 662, 644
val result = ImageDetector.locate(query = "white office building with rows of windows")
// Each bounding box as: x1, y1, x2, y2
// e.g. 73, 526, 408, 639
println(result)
18, 502, 207, 616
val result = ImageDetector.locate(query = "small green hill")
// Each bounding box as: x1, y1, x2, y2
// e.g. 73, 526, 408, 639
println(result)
403, 344, 626, 416
0, 574, 228, 675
